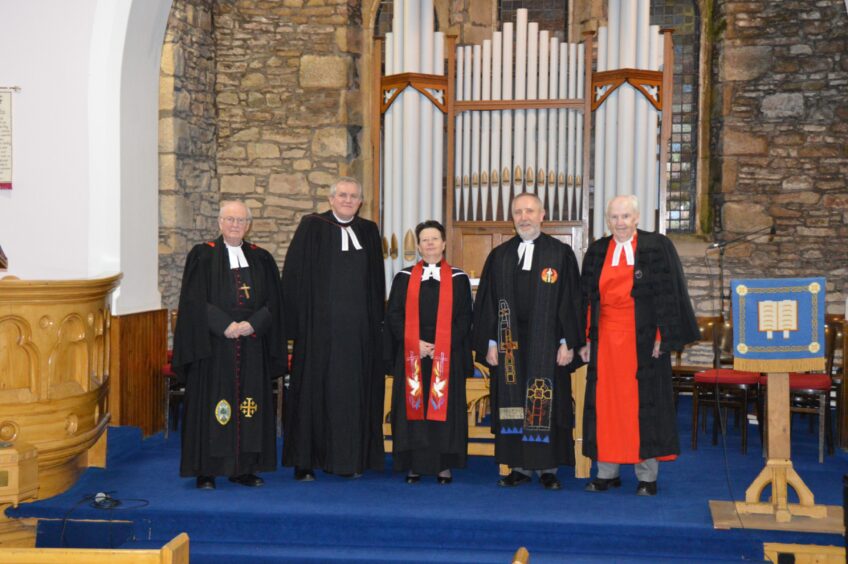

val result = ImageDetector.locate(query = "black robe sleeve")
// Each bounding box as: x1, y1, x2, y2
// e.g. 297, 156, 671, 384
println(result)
557, 242, 585, 353
471, 250, 499, 362
657, 235, 699, 352
172, 244, 216, 381
281, 217, 311, 341
384, 271, 409, 376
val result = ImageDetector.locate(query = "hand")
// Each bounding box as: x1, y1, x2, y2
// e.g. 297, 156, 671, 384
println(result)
238, 321, 255, 337
556, 344, 574, 366
579, 345, 590, 363
652, 340, 662, 358
224, 322, 241, 339
486, 345, 499, 366
419, 340, 434, 358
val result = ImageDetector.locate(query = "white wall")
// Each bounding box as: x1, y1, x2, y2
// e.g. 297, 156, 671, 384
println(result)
0, 0, 172, 314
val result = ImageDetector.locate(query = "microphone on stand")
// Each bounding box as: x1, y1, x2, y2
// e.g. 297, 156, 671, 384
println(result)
708, 224, 776, 249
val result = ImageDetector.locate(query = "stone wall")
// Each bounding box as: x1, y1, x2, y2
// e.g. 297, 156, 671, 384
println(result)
159, 0, 219, 311
214, 0, 362, 262
710, 0, 848, 314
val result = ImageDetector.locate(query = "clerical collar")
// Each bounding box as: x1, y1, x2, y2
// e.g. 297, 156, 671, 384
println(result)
421, 260, 442, 281
225, 242, 249, 270
611, 235, 635, 267
332, 212, 354, 224
332, 213, 362, 251
517, 237, 537, 271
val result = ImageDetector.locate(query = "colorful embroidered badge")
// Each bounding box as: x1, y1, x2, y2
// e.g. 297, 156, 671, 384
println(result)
240, 397, 258, 418
215, 399, 232, 425
541, 268, 558, 284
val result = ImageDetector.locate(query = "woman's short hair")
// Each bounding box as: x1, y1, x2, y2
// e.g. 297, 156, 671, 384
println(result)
415, 220, 446, 242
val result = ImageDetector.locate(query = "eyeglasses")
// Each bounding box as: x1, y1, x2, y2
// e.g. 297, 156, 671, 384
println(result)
333, 192, 362, 201
221, 216, 250, 225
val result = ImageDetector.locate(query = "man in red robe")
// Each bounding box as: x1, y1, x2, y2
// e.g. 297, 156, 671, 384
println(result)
579, 195, 698, 496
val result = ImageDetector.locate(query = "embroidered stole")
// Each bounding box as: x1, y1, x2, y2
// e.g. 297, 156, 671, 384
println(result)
496, 238, 558, 444
404, 260, 453, 421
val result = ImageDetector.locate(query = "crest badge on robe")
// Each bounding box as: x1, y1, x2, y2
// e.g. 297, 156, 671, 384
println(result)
215, 399, 232, 425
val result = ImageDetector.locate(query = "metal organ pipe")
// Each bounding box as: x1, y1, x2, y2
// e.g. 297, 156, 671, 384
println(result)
500, 22, 514, 219
567, 43, 577, 220
432, 32, 445, 224
462, 45, 472, 220
524, 22, 539, 196
418, 1, 434, 225
616, 0, 637, 199
592, 26, 608, 239
537, 31, 549, 212
603, 0, 621, 222
513, 9, 528, 197
490, 31, 502, 220
575, 42, 585, 219
383, 33, 395, 289
556, 42, 567, 220
481, 39, 492, 221
454, 45, 463, 221
471, 44, 482, 220
546, 37, 559, 219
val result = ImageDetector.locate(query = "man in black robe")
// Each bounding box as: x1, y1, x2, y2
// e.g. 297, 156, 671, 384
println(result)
282, 177, 385, 480
473, 193, 584, 490
173, 200, 285, 490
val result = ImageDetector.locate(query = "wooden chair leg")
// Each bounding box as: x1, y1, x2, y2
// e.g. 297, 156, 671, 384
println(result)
818, 392, 826, 463
691, 383, 700, 450
741, 388, 748, 454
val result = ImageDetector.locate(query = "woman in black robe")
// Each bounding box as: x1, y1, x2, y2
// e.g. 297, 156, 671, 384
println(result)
385, 221, 473, 483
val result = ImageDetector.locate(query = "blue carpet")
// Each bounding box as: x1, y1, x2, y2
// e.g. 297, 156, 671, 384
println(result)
7, 397, 847, 562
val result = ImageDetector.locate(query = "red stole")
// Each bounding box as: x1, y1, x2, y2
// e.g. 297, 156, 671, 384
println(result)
404, 260, 453, 421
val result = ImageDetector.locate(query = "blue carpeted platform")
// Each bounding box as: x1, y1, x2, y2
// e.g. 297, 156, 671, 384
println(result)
7, 397, 847, 562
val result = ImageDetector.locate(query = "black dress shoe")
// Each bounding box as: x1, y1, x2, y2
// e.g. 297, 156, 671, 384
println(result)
437, 472, 452, 485
405, 473, 421, 484
636, 481, 658, 496
497, 471, 532, 487
540, 473, 562, 490
584, 477, 622, 492
294, 467, 315, 482
196, 476, 216, 490
229, 473, 264, 487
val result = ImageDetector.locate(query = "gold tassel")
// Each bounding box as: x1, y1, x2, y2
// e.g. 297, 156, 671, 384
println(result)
733, 358, 825, 373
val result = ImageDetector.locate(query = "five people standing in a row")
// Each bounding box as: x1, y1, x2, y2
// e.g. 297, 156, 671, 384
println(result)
173, 178, 697, 494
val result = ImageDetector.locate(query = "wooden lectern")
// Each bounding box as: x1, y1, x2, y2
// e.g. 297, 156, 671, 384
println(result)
709, 278, 842, 533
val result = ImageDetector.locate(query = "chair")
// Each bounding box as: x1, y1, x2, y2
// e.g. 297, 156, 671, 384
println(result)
692, 367, 761, 453
758, 317, 839, 463
827, 316, 845, 446
162, 310, 184, 438
672, 315, 722, 404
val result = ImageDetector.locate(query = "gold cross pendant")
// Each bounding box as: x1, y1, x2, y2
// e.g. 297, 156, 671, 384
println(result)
239, 283, 251, 299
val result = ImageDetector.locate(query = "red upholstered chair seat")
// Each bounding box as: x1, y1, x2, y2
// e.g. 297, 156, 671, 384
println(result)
757, 373, 831, 390
694, 369, 760, 386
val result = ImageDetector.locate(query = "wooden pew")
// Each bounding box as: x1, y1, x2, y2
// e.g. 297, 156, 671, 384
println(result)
0, 532, 188, 564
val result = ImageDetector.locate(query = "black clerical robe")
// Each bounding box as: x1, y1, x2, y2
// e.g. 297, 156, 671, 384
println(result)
473, 233, 584, 470
173, 236, 285, 478
385, 264, 472, 475
580, 230, 699, 460
282, 211, 386, 474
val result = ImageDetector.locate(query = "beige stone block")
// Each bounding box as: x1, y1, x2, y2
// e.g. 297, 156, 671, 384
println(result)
722, 202, 771, 233
242, 73, 266, 88
335, 27, 361, 54
220, 145, 247, 159
773, 191, 820, 204
300, 55, 349, 89
160, 194, 191, 228
159, 117, 188, 153
262, 131, 309, 144
761, 93, 804, 119
308, 170, 336, 187
270, 197, 315, 210
248, 143, 281, 161
218, 92, 240, 106
269, 173, 309, 195
159, 76, 175, 111
231, 127, 261, 142
723, 129, 767, 156
221, 175, 256, 194
720, 158, 738, 193
468, 0, 496, 26
720, 45, 772, 81
159, 154, 177, 191
312, 127, 349, 157
781, 175, 813, 191
293, 159, 312, 171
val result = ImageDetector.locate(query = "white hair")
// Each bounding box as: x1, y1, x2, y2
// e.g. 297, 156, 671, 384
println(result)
219, 200, 252, 221
329, 176, 363, 198
605, 195, 639, 217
